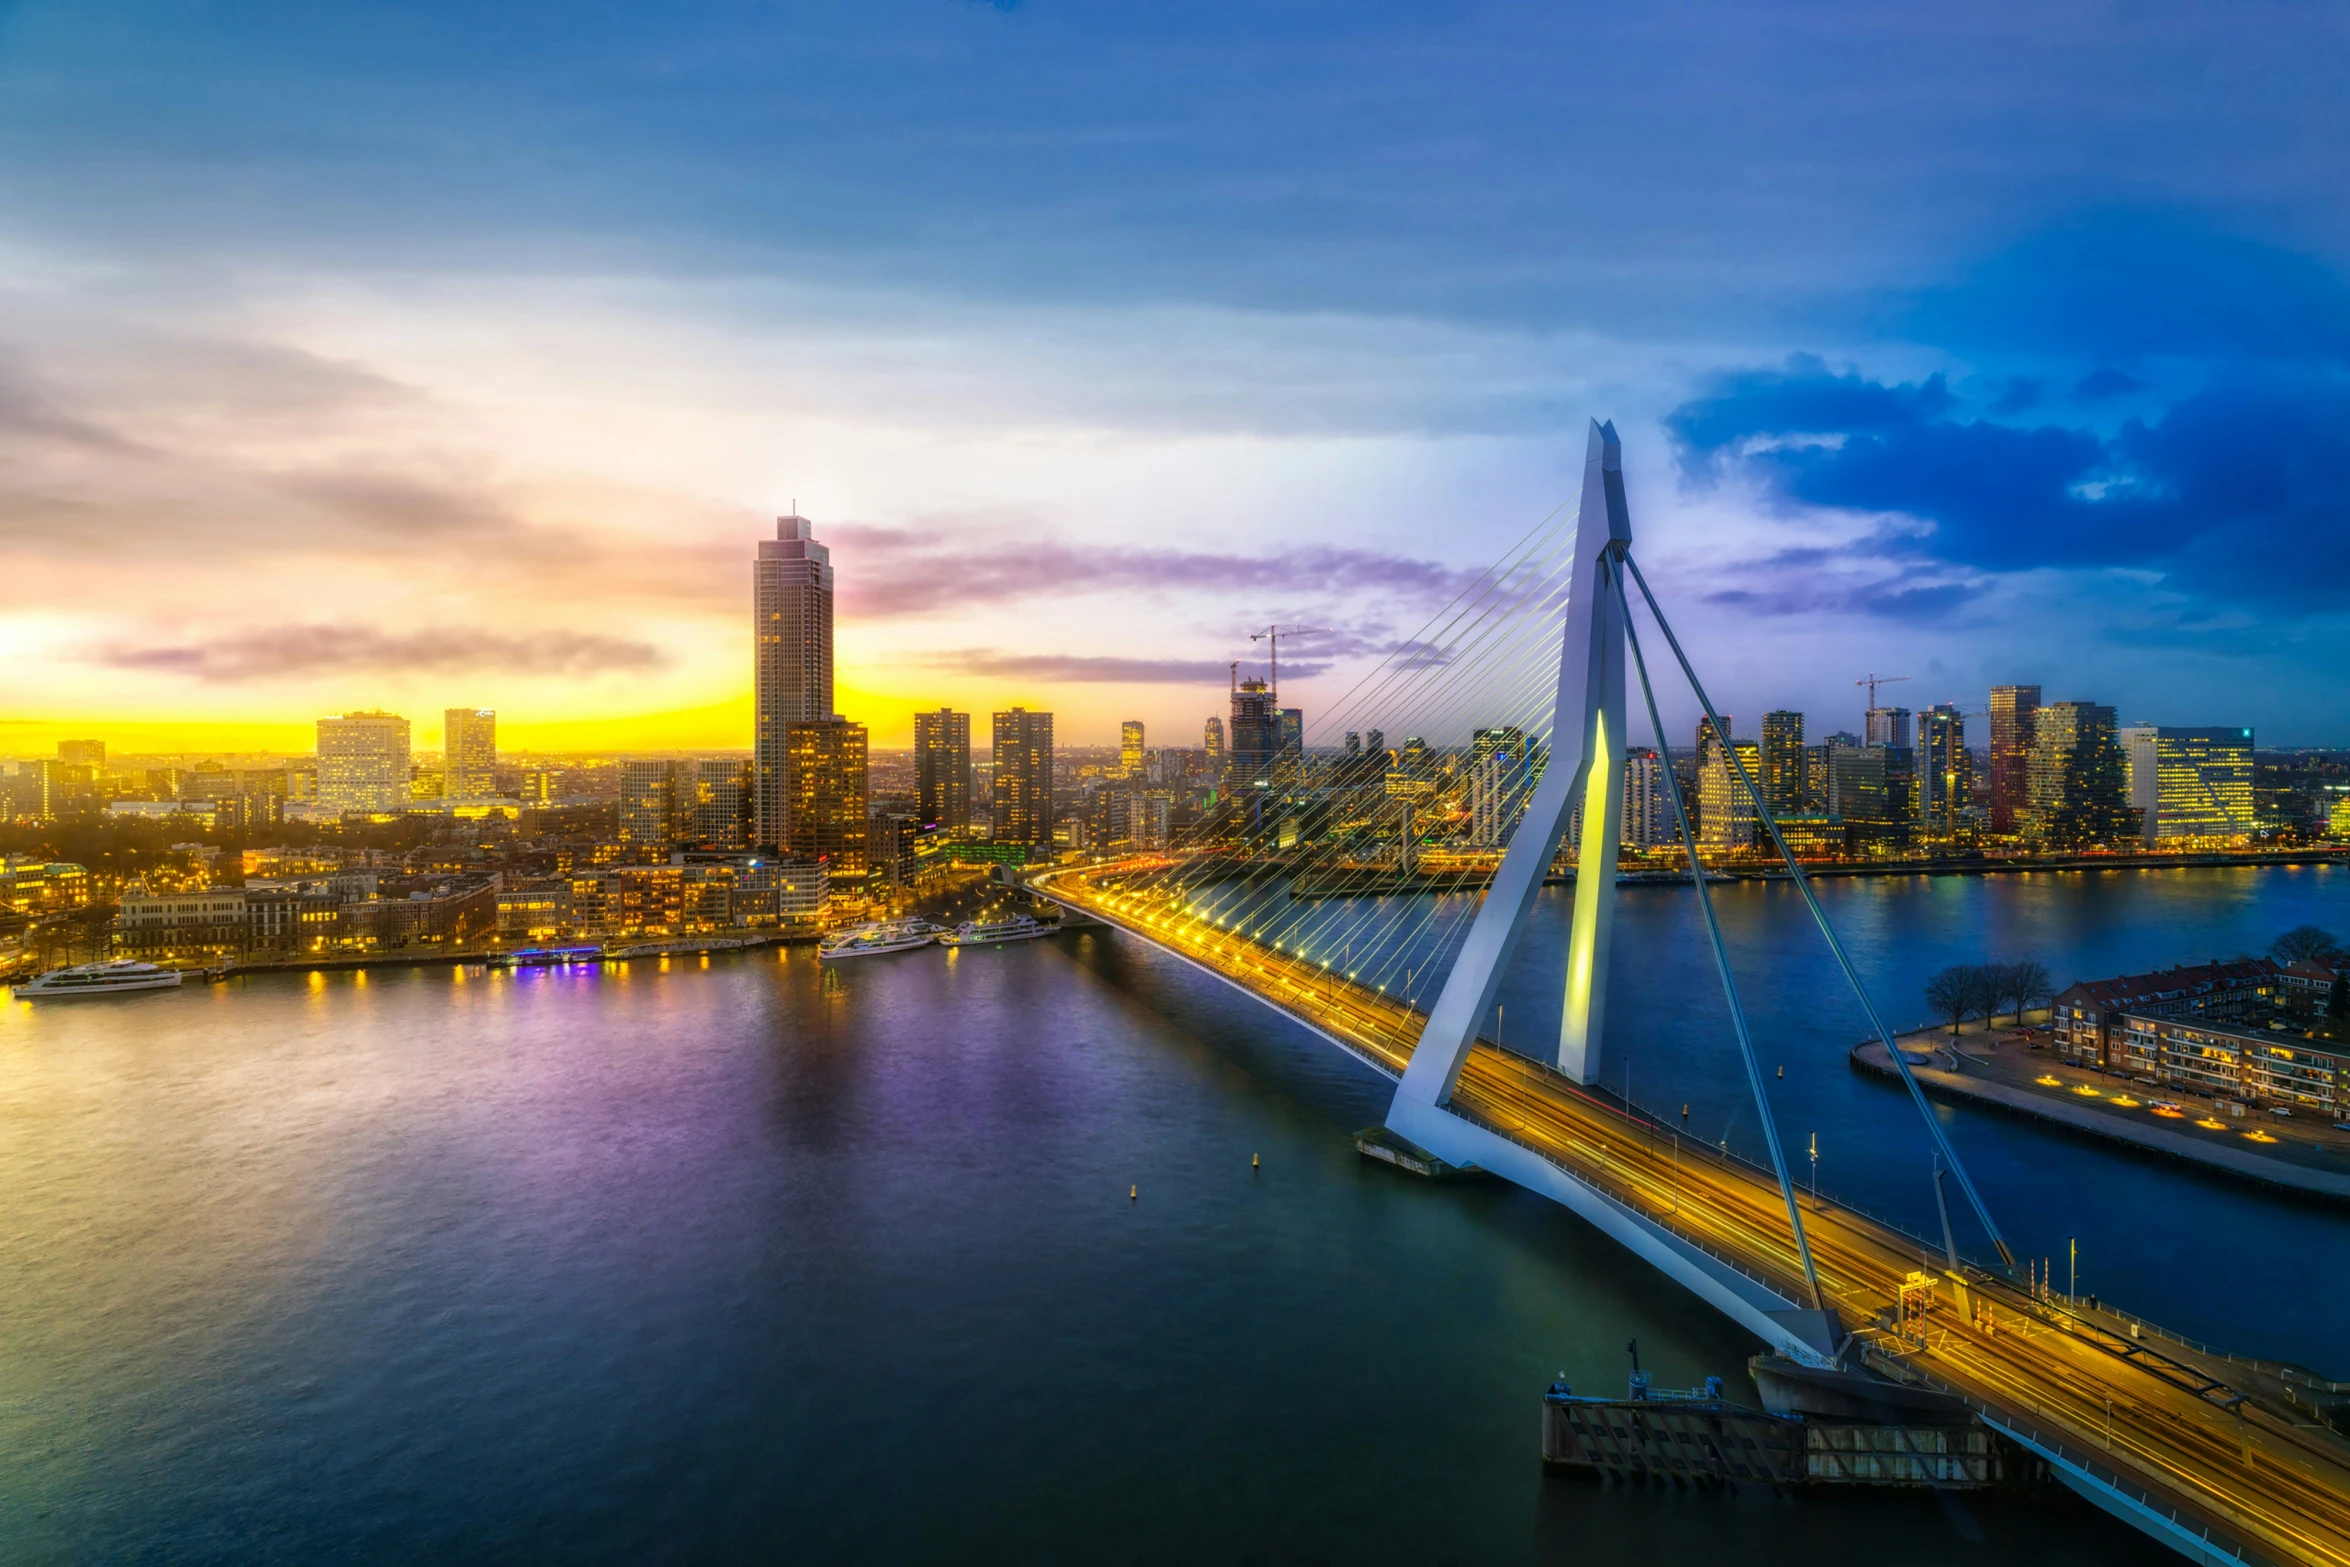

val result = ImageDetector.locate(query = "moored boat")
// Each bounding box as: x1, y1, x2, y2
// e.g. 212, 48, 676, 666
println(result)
9, 960, 186, 1000
937, 913, 1060, 948
817, 920, 939, 962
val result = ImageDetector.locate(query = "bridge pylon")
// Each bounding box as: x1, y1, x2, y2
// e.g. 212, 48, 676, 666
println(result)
1391, 418, 1631, 1108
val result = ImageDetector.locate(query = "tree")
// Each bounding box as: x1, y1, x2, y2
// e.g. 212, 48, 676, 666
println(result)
2009, 959, 2053, 1025
2329, 973, 2349, 1020
1925, 965, 1984, 1038
2271, 925, 2344, 965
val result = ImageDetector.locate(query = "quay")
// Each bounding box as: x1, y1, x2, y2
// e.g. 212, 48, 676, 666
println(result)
1850, 1037, 2350, 1206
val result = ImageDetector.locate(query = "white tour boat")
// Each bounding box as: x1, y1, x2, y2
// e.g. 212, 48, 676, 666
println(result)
10, 960, 186, 1000
937, 913, 1060, 948
817, 920, 940, 963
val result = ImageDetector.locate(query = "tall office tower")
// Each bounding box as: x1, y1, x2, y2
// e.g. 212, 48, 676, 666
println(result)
1826, 743, 1890, 843
1866, 705, 1916, 823
1467, 732, 1531, 848
443, 708, 497, 798
316, 712, 411, 814
1228, 679, 1277, 788
1120, 720, 1146, 777
1801, 743, 1834, 811
1364, 728, 1385, 758
783, 719, 870, 880
1694, 715, 1733, 766
691, 757, 752, 848
2123, 725, 2256, 844
1203, 716, 1225, 762
57, 739, 105, 771
2026, 701, 2132, 848
913, 709, 972, 832
1622, 748, 1667, 848
992, 708, 1055, 848
1988, 684, 2040, 834
753, 513, 835, 849
1698, 741, 1762, 849
1760, 711, 1805, 815
1344, 731, 1361, 755
1916, 705, 1970, 835
1277, 708, 1303, 757
619, 760, 684, 845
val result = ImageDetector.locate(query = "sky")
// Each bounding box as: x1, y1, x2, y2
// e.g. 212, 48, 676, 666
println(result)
1, 0, 2346, 754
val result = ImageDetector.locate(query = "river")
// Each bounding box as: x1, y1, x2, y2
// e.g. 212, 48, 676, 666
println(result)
1, 865, 2343, 1561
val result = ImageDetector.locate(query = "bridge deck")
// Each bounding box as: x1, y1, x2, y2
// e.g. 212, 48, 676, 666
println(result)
1035, 858, 2350, 1567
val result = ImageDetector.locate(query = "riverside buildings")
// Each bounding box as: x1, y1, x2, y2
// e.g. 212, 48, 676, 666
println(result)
2027, 701, 2135, 849
1917, 704, 1970, 839
1760, 711, 1804, 815
2121, 725, 2257, 844
752, 513, 835, 851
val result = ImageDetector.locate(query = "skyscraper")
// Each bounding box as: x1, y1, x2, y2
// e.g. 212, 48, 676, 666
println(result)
316, 712, 411, 815
1698, 741, 1761, 849
2026, 701, 2133, 848
1989, 684, 2040, 834
1760, 711, 1804, 815
1228, 678, 1277, 789
444, 708, 497, 798
1120, 720, 1145, 777
783, 719, 869, 881
1916, 704, 1969, 836
753, 513, 835, 850
992, 708, 1055, 849
1277, 708, 1303, 757
913, 709, 972, 832
1866, 705, 1916, 826
1203, 716, 1225, 762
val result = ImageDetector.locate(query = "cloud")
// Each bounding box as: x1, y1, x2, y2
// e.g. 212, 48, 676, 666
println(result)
2073, 367, 2145, 402
95, 624, 668, 682
1667, 355, 2350, 613
916, 650, 1329, 684
832, 524, 1481, 619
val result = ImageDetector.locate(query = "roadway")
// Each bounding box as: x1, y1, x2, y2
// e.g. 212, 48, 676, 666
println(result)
1035, 855, 2350, 1567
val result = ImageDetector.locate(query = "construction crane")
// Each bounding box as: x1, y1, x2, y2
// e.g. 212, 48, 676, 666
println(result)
1250, 624, 1334, 703
1855, 672, 1911, 709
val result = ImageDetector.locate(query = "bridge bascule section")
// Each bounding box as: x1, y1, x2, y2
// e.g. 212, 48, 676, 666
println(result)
1029, 423, 2350, 1566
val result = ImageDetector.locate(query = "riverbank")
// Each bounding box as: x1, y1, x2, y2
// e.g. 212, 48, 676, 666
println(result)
1850, 1034, 2350, 1205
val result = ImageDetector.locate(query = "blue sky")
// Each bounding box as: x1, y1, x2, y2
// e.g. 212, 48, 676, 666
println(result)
0, 0, 2344, 748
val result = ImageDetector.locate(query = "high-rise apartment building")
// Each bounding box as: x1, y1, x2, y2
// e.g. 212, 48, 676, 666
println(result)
1916, 705, 1970, 836
1467, 730, 1534, 849
753, 513, 835, 850
1865, 704, 1916, 828
992, 708, 1055, 849
444, 708, 497, 798
316, 712, 411, 815
2121, 725, 2256, 844
1988, 684, 2040, 834
1698, 741, 1762, 849
2026, 701, 2133, 849
1760, 711, 1804, 816
1278, 708, 1304, 757
1204, 716, 1225, 762
619, 759, 685, 845
783, 720, 869, 881
1622, 748, 1667, 848
692, 758, 751, 848
1826, 741, 1889, 842
913, 709, 972, 832
1120, 721, 1145, 777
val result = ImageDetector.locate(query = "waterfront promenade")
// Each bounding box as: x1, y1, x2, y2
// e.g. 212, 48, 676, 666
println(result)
1854, 1032, 2350, 1204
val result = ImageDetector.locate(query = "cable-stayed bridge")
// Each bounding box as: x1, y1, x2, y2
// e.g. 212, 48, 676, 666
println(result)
1029, 423, 2350, 1567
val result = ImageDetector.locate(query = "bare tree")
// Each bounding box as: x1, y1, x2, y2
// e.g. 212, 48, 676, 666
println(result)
2271, 925, 2344, 965
1925, 965, 1980, 1038
2010, 959, 2053, 1025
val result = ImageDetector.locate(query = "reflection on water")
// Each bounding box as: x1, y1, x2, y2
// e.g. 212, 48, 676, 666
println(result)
0, 868, 2337, 1562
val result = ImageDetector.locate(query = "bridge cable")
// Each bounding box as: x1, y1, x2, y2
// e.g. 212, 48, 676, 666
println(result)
1615, 556, 1825, 1311
1618, 550, 2017, 1272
